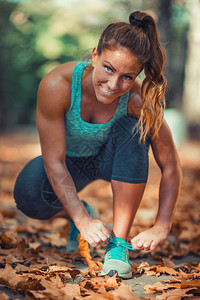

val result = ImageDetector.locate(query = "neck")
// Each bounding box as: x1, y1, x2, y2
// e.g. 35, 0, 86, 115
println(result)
82, 65, 96, 100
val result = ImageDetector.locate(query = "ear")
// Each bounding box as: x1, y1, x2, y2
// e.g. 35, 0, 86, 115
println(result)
91, 47, 98, 67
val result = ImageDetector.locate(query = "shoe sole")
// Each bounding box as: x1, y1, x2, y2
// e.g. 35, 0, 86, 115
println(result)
99, 269, 132, 279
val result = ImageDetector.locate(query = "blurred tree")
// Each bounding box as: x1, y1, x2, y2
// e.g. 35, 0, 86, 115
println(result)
0, 0, 18, 129
0, 0, 191, 130
183, 0, 200, 133
0, 0, 82, 129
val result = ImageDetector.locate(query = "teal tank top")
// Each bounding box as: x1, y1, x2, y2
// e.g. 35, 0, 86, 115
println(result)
64, 62, 129, 157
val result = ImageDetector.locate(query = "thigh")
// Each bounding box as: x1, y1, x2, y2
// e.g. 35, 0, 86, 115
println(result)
14, 156, 63, 220
108, 116, 150, 183
14, 155, 98, 220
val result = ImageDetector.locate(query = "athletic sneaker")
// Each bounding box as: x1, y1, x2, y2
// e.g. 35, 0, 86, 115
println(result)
66, 200, 98, 252
99, 237, 136, 279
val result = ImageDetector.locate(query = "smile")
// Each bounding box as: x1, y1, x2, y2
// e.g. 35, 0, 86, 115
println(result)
100, 85, 117, 95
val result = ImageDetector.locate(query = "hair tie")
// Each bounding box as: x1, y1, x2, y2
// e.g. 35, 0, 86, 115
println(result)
130, 17, 144, 28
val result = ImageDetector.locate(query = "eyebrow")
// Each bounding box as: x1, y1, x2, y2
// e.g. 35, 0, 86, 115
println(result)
104, 60, 138, 75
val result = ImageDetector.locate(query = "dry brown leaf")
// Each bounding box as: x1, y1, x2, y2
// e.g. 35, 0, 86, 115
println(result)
144, 282, 170, 294
67, 268, 81, 281
1, 209, 16, 218
162, 258, 177, 268
0, 230, 22, 248
0, 292, 9, 300
155, 287, 196, 300
97, 284, 107, 294
43, 233, 66, 247
61, 283, 81, 299
60, 221, 70, 238
28, 242, 42, 250
110, 283, 139, 299
104, 274, 121, 290
156, 266, 180, 276
0, 263, 25, 292
77, 234, 100, 273
181, 278, 200, 288
34, 277, 66, 298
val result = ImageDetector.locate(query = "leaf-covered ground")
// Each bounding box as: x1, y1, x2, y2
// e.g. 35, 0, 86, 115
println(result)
0, 130, 200, 299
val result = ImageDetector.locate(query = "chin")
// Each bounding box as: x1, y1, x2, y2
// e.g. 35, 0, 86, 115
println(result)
96, 95, 116, 104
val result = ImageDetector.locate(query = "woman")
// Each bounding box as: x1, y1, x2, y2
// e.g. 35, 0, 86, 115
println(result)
14, 11, 182, 279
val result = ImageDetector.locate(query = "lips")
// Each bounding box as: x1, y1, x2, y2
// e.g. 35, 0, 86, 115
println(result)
100, 85, 118, 96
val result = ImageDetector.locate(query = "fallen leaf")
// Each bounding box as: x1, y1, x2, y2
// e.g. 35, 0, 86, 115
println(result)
111, 282, 139, 299
104, 274, 121, 290
61, 283, 81, 299
0, 263, 25, 292
155, 288, 196, 300
77, 234, 100, 274
144, 282, 170, 294
0, 292, 9, 300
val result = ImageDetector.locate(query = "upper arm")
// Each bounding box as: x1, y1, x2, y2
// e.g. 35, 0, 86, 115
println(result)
150, 121, 181, 172
128, 77, 181, 174
128, 77, 142, 118
36, 62, 76, 166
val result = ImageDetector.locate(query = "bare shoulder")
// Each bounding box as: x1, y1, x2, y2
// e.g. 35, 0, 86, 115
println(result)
37, 61, 78, 116
128, 77, 142, 118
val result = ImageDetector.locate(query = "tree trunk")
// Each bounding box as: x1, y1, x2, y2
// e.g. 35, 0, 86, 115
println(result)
183, 0, 200, 125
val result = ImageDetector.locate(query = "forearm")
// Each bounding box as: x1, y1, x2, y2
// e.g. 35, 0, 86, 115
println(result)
154, 163, 182, 230
44, 160, 89, 224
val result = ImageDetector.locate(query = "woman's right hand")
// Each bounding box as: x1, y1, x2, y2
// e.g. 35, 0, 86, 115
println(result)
76, 216, 111, 247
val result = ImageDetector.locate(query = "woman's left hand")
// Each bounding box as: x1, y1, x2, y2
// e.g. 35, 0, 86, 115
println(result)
131, 225, 170, 251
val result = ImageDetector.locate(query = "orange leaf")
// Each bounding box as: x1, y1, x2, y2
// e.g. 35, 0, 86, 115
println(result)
61, 283, 81, 298
0, 263, 22, 291
0, 291, 9, 300
77, 234, 100, 273
104, 274, 121, 290
155, 288, 195, 300
181, 278, 200, 288
60, 221, 70, 238
111, 283, 139, 299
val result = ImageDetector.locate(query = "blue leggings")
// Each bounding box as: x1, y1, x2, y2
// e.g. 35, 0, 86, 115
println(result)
14, 116, 150, 220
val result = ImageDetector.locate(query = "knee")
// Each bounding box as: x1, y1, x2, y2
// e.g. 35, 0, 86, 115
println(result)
13, 156, 47, 219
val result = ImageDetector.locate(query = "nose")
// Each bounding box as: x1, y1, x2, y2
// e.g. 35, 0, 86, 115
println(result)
107, 76, 119, 91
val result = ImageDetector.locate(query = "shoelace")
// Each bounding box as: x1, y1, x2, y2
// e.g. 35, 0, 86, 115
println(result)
104, 238, 137, 252
108, 238, 137, 251
104, 238, 137, 263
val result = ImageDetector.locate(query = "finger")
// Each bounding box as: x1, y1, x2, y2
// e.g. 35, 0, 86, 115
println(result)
100, 224, 111, 238
86, 236, 97, 248
91, 232, 101, 245
136, 239, 145, 249
131, 238, 140, 249
98, 232, 109, 243
150, 241, 157, 251
143, 240, 153, 251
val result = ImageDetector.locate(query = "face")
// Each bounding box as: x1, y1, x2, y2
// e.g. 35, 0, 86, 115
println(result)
91, 46, 142, 104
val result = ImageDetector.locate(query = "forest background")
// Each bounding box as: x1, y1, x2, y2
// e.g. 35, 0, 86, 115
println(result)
0, 0, 200, 140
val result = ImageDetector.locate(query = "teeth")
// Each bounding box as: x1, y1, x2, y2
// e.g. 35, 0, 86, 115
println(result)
101, 86, 114, 95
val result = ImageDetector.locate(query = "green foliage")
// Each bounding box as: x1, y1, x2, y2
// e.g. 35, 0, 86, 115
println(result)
0, 0, 191, 128
0, 0, 83, 126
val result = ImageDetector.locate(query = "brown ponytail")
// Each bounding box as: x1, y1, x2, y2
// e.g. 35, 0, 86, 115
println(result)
97, 11, 167, 141
130, 12, 167, 141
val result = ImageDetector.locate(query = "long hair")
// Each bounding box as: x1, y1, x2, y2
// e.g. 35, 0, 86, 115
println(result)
97, 11, 167, 141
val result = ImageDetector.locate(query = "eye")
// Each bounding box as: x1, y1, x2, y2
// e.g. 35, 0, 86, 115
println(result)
123, 75, 133, 80
104, 65, 112, 73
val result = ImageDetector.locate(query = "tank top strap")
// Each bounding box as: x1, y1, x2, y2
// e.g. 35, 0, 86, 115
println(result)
113, 91, 129, 120
68, 62, 89, 113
